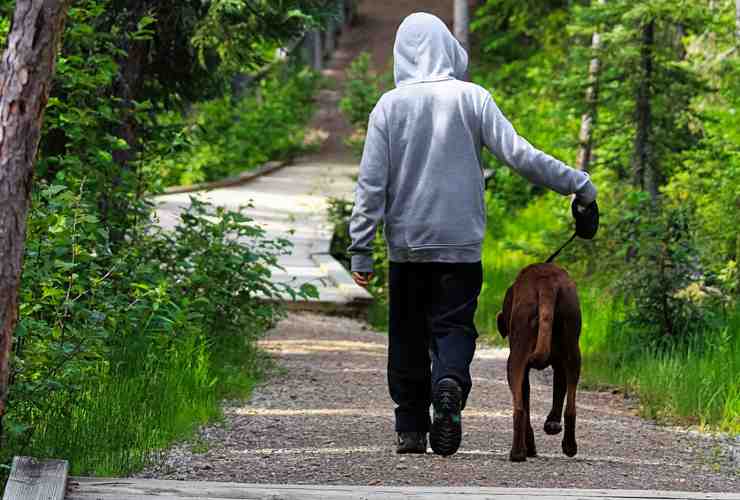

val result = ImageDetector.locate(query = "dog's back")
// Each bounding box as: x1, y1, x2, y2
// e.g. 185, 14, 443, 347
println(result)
498, 263, 581, 368
497, 262, 583, 461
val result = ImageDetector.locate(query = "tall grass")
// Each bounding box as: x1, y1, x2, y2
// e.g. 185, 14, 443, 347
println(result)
579, 295, 740, 433
478, 196, 740, 434
3, 333, 260, 477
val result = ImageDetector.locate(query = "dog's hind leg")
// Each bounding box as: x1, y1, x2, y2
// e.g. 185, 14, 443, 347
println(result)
562, 347, 581, 457
560, 285, 581, 457
506, 351, 529, 462
544, 357, 566, 435
523, 368, 537, 457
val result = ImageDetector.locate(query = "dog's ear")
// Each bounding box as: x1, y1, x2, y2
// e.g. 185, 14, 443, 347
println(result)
497, 286, 513, 338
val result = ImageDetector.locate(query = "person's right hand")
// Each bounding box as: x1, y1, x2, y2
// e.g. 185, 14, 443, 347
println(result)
571, 194, 589, 213
570, 196, 599, 239
352, 272, 374, 288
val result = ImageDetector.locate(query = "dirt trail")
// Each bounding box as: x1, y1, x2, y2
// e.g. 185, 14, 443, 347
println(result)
140, 1, 739, 492
141, 314, 737, 491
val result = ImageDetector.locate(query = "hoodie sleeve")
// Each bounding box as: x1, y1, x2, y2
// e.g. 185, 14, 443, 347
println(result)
481, 94, 597, 204
348, 104, 390, 273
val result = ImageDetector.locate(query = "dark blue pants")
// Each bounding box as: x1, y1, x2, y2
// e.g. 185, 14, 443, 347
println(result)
388, 261, 483, 432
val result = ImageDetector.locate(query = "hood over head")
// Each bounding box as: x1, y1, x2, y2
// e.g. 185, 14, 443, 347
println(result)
393, 12, 469, 87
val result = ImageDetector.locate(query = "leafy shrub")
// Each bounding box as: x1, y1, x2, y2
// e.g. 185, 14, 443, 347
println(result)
338, 52, 392, 159
327, 197, 388, 329
150, 66, 321, 188
614, 197, 725, 345
3, 183, 316, 475
0, 0, 327, 481
339, 52, 384, 128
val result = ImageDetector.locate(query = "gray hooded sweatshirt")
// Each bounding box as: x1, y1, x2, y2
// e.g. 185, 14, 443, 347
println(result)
348, 12, 597, 273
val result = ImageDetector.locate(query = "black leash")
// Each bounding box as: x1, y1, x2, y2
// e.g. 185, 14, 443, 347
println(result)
546, 231, 578, 263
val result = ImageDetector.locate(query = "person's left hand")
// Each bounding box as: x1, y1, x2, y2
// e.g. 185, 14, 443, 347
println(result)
352, 272, 374, 288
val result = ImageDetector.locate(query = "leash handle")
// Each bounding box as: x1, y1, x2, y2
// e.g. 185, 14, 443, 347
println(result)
546, 232, 578, 263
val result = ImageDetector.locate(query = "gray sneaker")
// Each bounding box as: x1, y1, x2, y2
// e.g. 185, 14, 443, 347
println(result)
396, 431, 427, 454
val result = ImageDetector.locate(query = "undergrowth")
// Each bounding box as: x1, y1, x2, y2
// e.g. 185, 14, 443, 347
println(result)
477, 195, 740, 434
1, 192, 316, 478
148, 65, 321, 189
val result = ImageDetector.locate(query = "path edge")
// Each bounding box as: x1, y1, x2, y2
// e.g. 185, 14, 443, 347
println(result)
272, 250, 373, 318
161, 160, 288, 195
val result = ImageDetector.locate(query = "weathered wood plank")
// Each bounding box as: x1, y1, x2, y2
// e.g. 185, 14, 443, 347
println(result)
66, 478, 740, 500
2, 456, 68, 500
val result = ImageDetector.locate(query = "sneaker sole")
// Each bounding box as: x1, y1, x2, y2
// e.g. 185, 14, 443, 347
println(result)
396, 446, 427, 454
430, 379, 462, 457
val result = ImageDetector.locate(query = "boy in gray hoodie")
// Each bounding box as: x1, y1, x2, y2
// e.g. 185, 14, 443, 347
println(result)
348, 12, 597, 457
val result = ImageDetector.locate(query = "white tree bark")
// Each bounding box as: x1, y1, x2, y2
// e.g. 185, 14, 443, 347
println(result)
575, 0, 605, 172
736, 0, 740, 41
454, 0, 470, 51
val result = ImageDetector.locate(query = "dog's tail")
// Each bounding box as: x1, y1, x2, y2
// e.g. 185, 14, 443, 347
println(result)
529, 286, 556, 369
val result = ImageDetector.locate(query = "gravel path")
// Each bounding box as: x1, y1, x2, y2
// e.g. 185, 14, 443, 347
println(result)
140, 313, 738, 492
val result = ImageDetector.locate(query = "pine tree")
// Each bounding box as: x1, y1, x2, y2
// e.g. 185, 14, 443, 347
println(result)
567, 0, 708, 188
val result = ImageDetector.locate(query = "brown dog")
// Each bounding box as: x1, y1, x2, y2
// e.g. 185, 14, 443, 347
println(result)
497, 263, 581, 462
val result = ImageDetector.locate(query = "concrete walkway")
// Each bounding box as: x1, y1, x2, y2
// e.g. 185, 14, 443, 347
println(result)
155, 159, 372, 314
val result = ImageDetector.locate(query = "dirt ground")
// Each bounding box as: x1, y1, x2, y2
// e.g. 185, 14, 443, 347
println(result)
139, 313, 738, 491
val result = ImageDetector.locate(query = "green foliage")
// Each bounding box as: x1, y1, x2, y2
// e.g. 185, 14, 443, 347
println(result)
12, 334, 222, 476
565, 0, 708, 180
339, 52, 393, 158
472, 0, 740, 430
477, 199, 740, 432
193, 0, 336, 75
150, 66, 320, 188
326, 197, 388, 330
28, 0, 333, 240
3, 183, 315, 473
0, 1, 12, 47
580, 296, 740, 433
1, 0, 329, 480
339, 52, 384, 127
617, 200, 726, 343
473, 0, 570, 65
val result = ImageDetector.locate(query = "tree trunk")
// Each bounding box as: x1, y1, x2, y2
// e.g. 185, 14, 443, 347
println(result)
454, 0, 470, 51
100, 0, 152, 243
736, 0, 740, 42
574, 0, 605, 173
0, 0, 71, 432
632, 19, 658, 200
675, 23, 686, 61
576, 0, 605, 276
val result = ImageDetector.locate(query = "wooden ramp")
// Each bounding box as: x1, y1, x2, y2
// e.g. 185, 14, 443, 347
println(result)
65, 478, 740, 500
